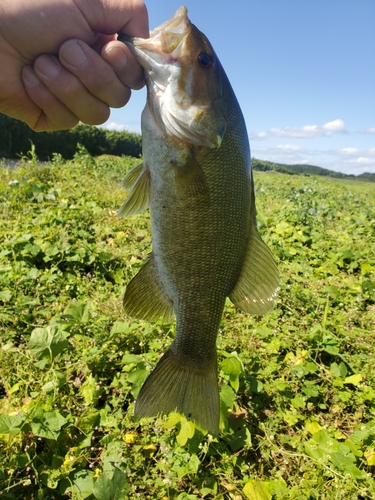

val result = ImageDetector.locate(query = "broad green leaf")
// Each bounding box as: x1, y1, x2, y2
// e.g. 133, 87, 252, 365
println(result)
248, 377, 263, 394
172, 453, 200, 478
128, 368, 148, 386
31, 409, 66, 440
243, 479, 272, 500
229, 426, 252, 451
128, 367, 149, 398
196, 477, 217, 498
304, 420, 323, 435
267, 479, 290, 498
291, 395, 306, 409
362, 279, 375, 293
220, 384, 236, 409
220, 353, 244, 392
283, 410, 300, 427
176, 418, 195, 446
8, 383, 21, 394
364, 448, 375, 466
344, 374, 362, 386
41, 381, 55, 393
110, 322, 140, 336
93, 467, 129, 500
64, 301, 91, 323
344, 438, 363, 457
77, 412, 101, 433
0, 414, 25, 435
80, 374, 101, 405
304, 430, 339, 460
330, 362, 341, 377
68, 469, 94, 499
361, 261, 373, 276
162, 411, 183, 428
121, 353, 144, 364
0, 290, 12, 301
28, 325, 68, 362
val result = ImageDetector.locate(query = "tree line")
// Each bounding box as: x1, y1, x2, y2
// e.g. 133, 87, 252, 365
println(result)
0, 114, 142, 160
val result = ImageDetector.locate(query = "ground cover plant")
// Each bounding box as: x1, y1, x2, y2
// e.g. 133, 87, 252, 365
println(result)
0, 150, 374, 499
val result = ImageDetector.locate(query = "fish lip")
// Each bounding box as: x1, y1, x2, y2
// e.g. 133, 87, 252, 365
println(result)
147, 6, 189, 38
117, 6, 189, 66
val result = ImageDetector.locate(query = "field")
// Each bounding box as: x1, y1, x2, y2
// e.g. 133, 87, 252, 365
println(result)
0, 150, 374, 499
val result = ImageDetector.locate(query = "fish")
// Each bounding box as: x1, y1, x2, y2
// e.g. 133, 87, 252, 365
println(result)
117, 6, 279, 435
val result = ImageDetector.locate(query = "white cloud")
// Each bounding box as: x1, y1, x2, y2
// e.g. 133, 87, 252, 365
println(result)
249, 131, 268, 140
252, 144, 308, 165
252, 144, 375, 175
269, 119, 347, 138
316, 147, 375, 175
339, 147, 359, 155
276, 144, 303, 152
359, 127, 375, 134
103, 121, 132, 132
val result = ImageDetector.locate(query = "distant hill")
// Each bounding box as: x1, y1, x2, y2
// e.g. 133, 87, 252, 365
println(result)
252, 158, 375, 183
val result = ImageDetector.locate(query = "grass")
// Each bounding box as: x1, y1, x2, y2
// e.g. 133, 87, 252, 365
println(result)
0, 149, 374, 499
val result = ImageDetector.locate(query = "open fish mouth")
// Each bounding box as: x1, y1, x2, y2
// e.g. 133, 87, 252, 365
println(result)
118, 6, 227, 148
118, 6, 190, 71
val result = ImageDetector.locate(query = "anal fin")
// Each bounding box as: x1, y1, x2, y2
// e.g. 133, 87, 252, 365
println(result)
229, 224, 279, 315
118, 162, 150, 217
124, 255, 174, 323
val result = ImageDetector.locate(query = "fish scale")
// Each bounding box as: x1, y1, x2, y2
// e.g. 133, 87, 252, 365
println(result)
118, 6, 279, 434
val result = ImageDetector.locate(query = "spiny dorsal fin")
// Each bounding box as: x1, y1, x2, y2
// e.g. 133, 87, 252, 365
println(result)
118, 162, 150, 217
229, 224, 279, 315
123, 255, 174, 322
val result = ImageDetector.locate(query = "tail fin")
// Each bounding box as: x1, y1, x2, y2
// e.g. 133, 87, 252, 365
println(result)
134, 348, 219, 435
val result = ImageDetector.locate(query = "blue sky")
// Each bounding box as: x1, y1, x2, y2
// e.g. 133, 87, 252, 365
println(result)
104, 0, 375, 175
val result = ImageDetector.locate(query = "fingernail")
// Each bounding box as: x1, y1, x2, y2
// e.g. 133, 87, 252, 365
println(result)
22, 66, 41, 86
60, 40, 87, 68
35, 55, 60, 78
106, 46, 128, 69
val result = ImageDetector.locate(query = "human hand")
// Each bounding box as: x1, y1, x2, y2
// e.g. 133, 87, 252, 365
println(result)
0, 0, 148, 131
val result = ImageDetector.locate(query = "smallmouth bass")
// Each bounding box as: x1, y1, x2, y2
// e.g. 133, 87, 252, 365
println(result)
118, 6, 279, 435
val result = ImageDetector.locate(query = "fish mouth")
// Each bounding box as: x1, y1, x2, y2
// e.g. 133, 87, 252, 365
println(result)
118, 6, 189, 71
118, 6, 227, 149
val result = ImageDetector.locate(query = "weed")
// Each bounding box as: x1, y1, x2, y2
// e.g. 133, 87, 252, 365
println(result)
0, 153, 374, 499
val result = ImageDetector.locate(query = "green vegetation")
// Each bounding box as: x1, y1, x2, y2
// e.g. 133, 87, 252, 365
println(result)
0, 115, 142, 160
252, 158, 375, 183
0, 150, 374, 499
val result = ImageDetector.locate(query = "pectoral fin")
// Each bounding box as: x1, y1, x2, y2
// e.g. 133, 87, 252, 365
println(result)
124, 255, 174, 322
229, 224, 279, 315
118, 162, 150, 217
173, 154, 209, 201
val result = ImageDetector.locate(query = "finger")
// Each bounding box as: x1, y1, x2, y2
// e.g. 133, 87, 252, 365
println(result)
22, 65, 79, 131
81, 0, 149, 38
33, 54, 110, 125
101, 40, 145, 91
119, 0, 149, 37
59, 39, 132, 108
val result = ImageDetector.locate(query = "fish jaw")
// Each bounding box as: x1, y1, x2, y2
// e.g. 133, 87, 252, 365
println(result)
119, 6, 228, 148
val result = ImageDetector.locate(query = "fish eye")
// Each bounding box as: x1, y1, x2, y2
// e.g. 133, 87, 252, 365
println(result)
198, 51, 215, 70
